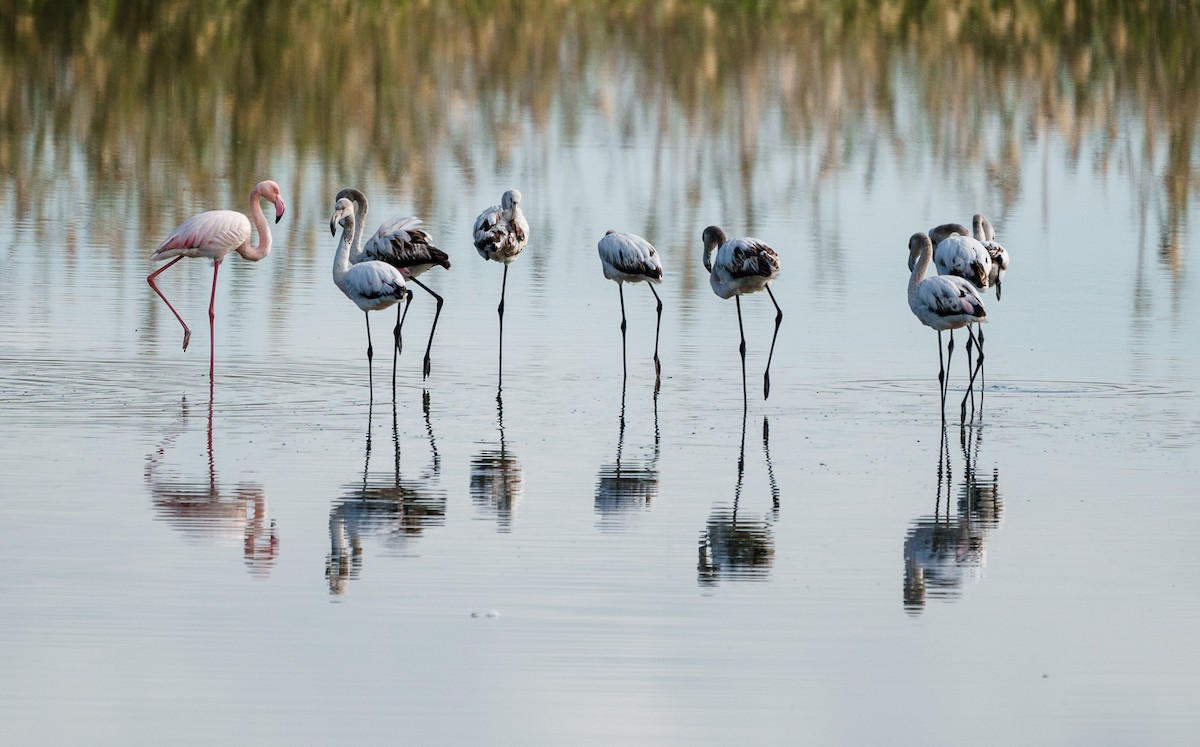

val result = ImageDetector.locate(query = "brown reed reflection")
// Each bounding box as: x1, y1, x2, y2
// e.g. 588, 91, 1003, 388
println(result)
326, 391, 445, 595
2, 1, 1196, 300
903, 424, 1003, 613
594, 384, 660, 530
698, 413, 780, 586
144, 383, 278, 577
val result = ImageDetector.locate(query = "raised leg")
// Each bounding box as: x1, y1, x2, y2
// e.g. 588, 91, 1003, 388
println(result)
207, 260, 221, 381
961, 326, 979, 423
736, 295, 748, 408
975, 322, 986, 399
410, 277, 443, 380
764, 286, 783, 400
146, 256, 191, 351
649, 284, 663, 390
393, 289, 413, 394
619, 283, 628, 381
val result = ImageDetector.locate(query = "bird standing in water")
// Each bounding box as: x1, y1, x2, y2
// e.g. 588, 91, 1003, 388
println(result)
147, 180, 286, 379
597, 230, 664, 387
702, 225, 783, 405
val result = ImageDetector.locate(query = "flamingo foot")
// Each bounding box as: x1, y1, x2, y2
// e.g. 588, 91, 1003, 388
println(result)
182, 329, 192, 351
423, 354, 432, 380
764, 371, 771, 400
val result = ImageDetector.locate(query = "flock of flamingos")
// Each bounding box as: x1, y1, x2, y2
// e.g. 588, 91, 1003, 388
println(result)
146, 179, 1009, 422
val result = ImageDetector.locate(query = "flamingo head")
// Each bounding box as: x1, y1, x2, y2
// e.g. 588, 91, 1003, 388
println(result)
928, 222, 968, 247
972, 213, 996, 242
254, 180, 286, 224
330, 197, 356, 236
908, 232, 933, 271
335, 188, 367, 216
701, 225, 726, 272
501, 189, 522, 211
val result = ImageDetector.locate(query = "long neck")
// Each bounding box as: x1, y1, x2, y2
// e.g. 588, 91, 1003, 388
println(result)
333, 218, 355, 290
908, 247, 931, 300
350, 196, 368, 263
239, 193, 273, 261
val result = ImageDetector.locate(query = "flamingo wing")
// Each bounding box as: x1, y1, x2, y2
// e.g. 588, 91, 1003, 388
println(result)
598, 232, 663, 281
345, 261, 408, 311
921, 276, 987, 320
365, 217, 450, 271
152, 210, 251, 261
722, 238, 781, 280
933, 235, 991, 289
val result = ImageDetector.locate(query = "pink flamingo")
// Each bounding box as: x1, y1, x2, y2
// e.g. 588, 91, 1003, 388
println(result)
147, 180, 287, 377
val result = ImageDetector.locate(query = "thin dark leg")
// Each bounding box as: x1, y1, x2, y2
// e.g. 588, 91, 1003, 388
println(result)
946, 330, 957, 423
410, 277, 443, 380
364, 312, 374, 401
975, 322, 986, 401
147, 256, 192, 351
207, 260, 221, 381
648, 284, 662, 390
961, 326, 980, 423
498, 265, 507, 378
393, 289, 413, 395
736, 295, 748, 408
764, 286, 783, 400
619, 283, 628, 381
937, 330, 947, 423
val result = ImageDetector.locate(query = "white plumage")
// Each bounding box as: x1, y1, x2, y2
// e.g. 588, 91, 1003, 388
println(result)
701, 225, 784, 401
473, 189, 529, 353
330, 197, 408, 396
597, 230, 664, 385
335, 188, 450, 379
907, 232, 987, 422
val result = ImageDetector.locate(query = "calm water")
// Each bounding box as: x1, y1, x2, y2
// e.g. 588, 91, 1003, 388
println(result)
3, 3, 1199, 744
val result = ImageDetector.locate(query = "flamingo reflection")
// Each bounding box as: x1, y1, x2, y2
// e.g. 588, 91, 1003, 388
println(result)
326, 392, 445, 595
470, 385, 524, 532
698, 413, 780, 586
594, 384, 660, 529
903, 426, 1003, 612
144, 383, 278, 576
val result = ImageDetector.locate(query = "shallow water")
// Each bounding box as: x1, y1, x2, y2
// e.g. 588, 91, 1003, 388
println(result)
2, 3, 1200, 744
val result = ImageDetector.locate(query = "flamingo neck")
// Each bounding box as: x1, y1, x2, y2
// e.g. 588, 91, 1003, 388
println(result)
908, 247, 931, 298
332, 218, 355, 290
350, 196, 368, 263
239, 192, 273, 262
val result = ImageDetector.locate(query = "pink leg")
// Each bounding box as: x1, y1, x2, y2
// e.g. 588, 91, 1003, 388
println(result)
208, 260, 221, 380
147, 256, 192, 351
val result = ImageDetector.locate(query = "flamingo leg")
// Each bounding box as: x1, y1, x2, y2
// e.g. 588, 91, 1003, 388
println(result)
147, 256, 192, 351
498, 264, 509, 318
409, 277, 444, 380
961, 326, 980, 423
936, 330, 947, 423
648, 284, 662, 391
763, 286, 783, 400
619, 283, 628, 381
208, 260, 221, 381
945, 330, 957, 423
364, 311, 374, 400
392, 289, 413, 394
497, 265, 508, 377
736, 295, 748, 408
975, 322, 986, 399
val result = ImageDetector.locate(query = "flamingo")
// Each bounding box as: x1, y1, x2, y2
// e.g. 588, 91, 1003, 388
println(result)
147, 180, 286, 378
334, 189, 450, 381
972, 213, 1010, 300
926, 221, 992, 405
330, 197, 409, 398
597, 230, 664, 385
701, 225, 783, 403
907, 232, 987, 423
473, 189, 529, 365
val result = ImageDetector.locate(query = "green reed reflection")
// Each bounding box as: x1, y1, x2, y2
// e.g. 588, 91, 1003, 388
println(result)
2, 0, 1197, 268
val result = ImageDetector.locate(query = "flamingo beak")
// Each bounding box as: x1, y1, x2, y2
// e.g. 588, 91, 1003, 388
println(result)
274, 198, 286, 224
329, 218, 336, 236
996, 278, 1002, 301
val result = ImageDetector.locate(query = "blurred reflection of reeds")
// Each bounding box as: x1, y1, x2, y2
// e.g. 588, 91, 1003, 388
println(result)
3, 1, 1195, 270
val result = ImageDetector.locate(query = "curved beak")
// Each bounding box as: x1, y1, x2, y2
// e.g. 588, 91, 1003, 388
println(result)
995, 278, 1002, 301
274, 198, 286, 224
329, 218, 337, 236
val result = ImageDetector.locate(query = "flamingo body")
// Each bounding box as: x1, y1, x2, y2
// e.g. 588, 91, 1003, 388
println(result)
701, 225, 784, 401
931, 232, 991, 291
473, 189, 529, 264
598, 230, 663, 284
972, 213, 1010, 300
